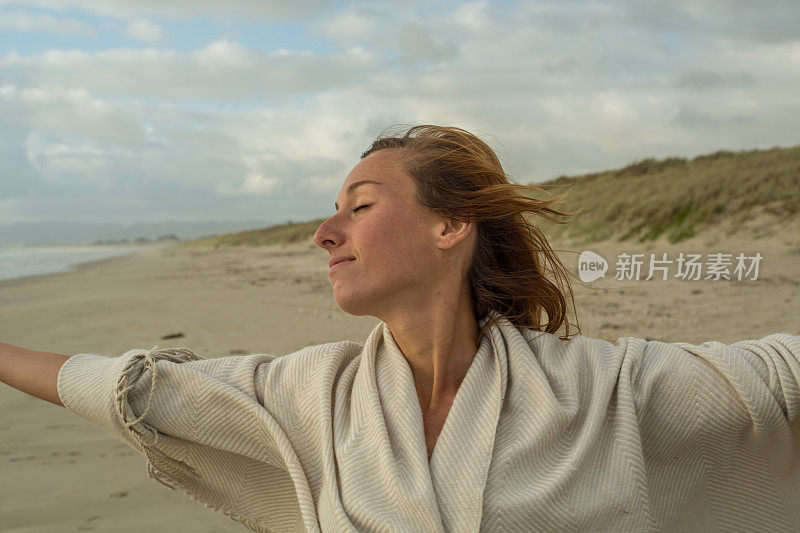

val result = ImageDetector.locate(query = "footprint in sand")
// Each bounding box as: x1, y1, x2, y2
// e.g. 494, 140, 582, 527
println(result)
77, 515, 102, 531
9, 455, 42, 462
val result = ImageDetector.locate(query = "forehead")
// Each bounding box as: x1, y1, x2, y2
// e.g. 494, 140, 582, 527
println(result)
345, 149, 402, 184
335, 150, 410, 207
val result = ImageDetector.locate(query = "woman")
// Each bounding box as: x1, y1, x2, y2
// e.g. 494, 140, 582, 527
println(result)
2, 125, 799, 532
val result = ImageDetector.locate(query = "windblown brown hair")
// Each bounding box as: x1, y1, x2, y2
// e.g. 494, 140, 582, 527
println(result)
361, 124, 582, 342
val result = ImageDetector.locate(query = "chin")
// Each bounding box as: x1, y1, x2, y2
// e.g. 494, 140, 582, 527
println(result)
333, 291, 374, 317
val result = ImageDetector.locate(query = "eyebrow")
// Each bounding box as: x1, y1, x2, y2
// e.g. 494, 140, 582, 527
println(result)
334, 179, 383, 210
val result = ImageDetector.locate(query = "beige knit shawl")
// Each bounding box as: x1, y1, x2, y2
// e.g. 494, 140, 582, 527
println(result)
58, 310, 800, 532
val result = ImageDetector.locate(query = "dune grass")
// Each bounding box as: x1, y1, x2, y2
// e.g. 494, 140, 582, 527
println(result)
175, 218, 328, 249
532, 144, 800, 245
177, 144, 800, 249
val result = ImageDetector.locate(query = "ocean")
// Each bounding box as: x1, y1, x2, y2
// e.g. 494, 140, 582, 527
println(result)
0, 246, 143, 283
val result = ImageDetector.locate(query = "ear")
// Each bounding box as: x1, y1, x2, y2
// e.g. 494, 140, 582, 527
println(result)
435, 217, 474, 251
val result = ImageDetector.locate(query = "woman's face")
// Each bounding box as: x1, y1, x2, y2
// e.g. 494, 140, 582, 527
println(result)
313, 149, 445, 318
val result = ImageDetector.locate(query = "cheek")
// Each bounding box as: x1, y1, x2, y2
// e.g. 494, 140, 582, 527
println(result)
364, 213, 431, 267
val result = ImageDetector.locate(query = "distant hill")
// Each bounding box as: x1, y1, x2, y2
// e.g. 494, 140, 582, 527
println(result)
176, 218, 327, 249
177, 144, 800, 250
0, 219, 278, 248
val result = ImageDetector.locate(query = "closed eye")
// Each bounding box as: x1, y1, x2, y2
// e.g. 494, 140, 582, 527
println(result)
351, 204, 370, 213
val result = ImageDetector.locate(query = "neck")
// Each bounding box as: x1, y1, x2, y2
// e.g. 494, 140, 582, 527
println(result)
381, 291, 481, 412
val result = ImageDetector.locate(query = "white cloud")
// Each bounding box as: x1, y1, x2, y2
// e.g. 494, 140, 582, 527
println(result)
452, 1, 492, 33
314, 9, 379, 43
305, 175, 341, 194
196, 39, 256, 68
0, 0, 329, 20
125, 18, 165, 42
0, 9, 95, 36
8, 84, 143, 146
0, 40, 377, 98
397, 23, 457, 64
0, 84, 16, 98
26, 137, 102, 174
216, 154, 281, 197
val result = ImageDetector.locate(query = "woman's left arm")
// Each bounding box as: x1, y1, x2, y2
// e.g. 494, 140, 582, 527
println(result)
671, 333, 800, 426
624, 331, 800, 445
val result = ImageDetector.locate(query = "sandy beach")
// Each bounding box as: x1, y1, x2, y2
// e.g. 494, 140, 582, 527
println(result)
1, 222, 798, 532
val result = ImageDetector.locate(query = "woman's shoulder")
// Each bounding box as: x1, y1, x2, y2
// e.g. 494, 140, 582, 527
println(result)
516, 327, 629, 362
516, 326, 745, 363
511, 327, 721, 389
279, 339, 364, 364
266, 339, 365, 384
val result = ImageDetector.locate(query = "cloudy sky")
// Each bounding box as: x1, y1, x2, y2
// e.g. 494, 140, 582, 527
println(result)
1, 0, 799, 226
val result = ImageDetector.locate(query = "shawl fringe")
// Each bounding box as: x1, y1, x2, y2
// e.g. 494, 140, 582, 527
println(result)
114, 345, 284, 533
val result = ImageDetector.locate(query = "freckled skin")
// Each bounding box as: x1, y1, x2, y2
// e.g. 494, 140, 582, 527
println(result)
313, 149, 447, 319
314, 148, 480, 459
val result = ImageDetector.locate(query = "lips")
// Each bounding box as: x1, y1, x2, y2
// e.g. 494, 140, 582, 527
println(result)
328, 258, 354, 275
329, 256, 355, 268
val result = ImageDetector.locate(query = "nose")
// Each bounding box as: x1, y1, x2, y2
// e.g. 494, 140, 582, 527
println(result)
313, 217, 337, 250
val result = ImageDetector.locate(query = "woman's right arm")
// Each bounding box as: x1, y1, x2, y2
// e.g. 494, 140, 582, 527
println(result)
0, 342, 70, 406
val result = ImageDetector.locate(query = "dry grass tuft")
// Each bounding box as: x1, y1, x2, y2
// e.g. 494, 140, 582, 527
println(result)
532, 144, 800, 246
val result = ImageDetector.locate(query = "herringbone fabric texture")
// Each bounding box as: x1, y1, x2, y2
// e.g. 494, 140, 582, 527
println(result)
57, 310, 800, 532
